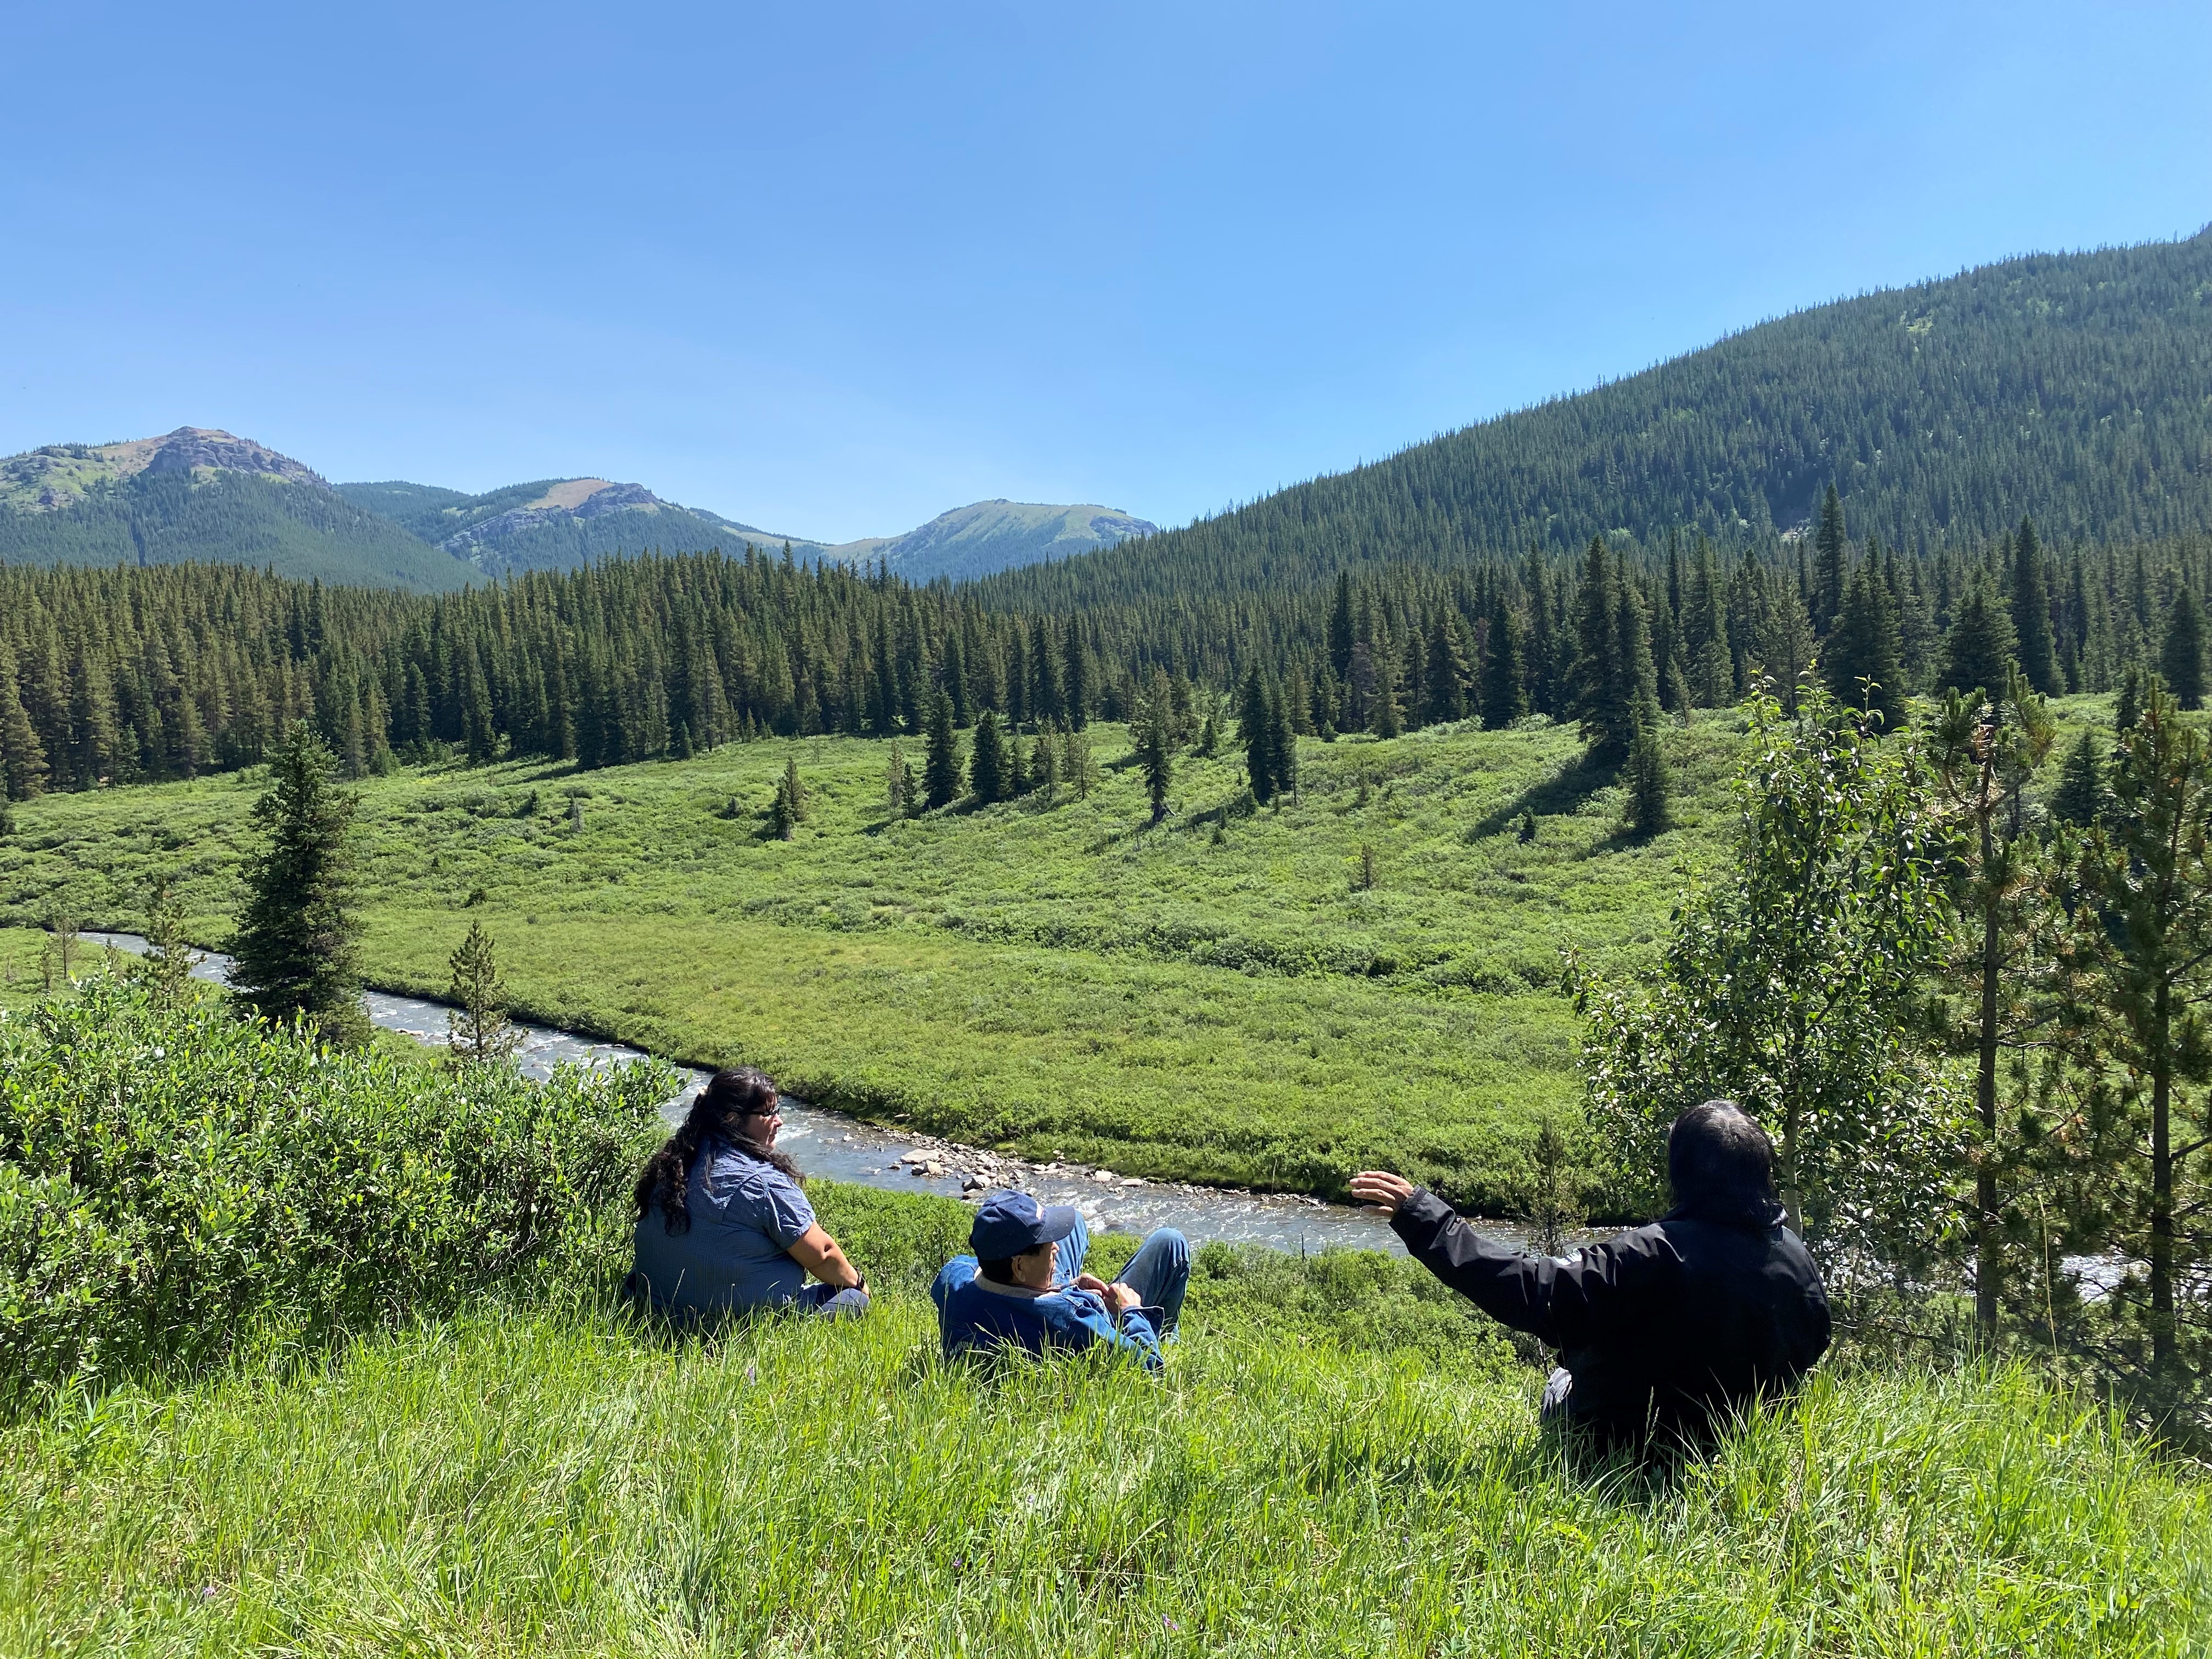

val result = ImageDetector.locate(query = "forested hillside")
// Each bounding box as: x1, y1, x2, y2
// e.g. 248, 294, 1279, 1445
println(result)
0, 431, 472, 594
338, 481, 1154, 583
335, 477, 822, 577
982, 229, 2212, 612
1, 509, 2205, 802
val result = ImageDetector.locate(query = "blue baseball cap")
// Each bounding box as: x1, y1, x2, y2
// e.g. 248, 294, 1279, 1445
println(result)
969, 1189, 1082, 1259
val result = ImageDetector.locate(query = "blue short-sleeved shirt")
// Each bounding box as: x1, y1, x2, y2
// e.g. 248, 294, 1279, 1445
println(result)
631, 1138, 816, 1316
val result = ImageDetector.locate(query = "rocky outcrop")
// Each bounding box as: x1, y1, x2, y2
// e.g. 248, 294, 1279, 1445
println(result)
439, 479, 665, 552
140, 428, 326, 488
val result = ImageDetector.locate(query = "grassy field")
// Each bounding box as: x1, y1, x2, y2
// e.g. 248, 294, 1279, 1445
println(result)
5, 1278, 2203, 1656
5, 938, 2204, 1656
0, 703, 2111, 1205
0, 716, 1742, 1207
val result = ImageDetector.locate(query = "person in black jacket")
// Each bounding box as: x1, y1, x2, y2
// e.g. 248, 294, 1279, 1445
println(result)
1349, 1100, 1831, 1453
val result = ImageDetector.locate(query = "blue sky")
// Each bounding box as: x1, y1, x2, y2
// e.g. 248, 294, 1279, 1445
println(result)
3, 2, 2206, 541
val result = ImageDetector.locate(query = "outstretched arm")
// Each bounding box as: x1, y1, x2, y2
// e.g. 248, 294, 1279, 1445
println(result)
1351, 1170, 1657, 1347
788, 1223, 865, 1291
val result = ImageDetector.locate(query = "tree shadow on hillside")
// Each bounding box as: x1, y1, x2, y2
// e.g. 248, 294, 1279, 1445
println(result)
1469, 752, 1618, 839
1177, 790, 1261, 836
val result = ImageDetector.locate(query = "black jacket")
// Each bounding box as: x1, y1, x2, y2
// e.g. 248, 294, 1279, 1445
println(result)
1392, 1188, 1832, 1448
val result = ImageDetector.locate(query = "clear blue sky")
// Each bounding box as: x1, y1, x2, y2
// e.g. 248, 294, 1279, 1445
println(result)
3, 2, 2206, 542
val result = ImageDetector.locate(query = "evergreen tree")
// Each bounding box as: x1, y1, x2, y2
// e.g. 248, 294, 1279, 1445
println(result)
2050, 727, 2106, 826
1269, 675, 1299, 801
1479, 592, 1529, 727
1007, 723, 1029, 795
923, 691, 961, 808
2115, 662, 2144, 737
1930, 673, 2056, 1343
1814, 484, 1848, 634
968, 709, 1007, 804
2010, 515, 2059, 695
1753, 584, 1819, 714
1061, 616, 1090, 729
1370, 642, 1404, 738
1398, 630, 1427, 731
0, 636, 48, 800
1584, 579, 1656, 761
1823, 560, 1908, 729
1029, 615, 1062, 725
1135, 701, 1172, 823
2160, 586, 2207, 709
1571, 537, 1615, 729
444, 918, 521, 1067
133, 881, 201, 1010
1622, 693, 1671, 836
1326, 571, 1355, 683
1424, 610, 1471, 724
1682, 539, 1732, 707
1240, 667, 1279, 803
228, 721, 368, 1047
1937, 577, 2021, 697
2053, 686, 2212, 1394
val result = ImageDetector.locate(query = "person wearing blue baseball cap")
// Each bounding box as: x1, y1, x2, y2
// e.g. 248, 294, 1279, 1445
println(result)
930, 1190, 1188, 1372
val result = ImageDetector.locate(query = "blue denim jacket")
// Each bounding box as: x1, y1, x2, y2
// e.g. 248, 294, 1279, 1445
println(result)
930, 1255, 1164, 1372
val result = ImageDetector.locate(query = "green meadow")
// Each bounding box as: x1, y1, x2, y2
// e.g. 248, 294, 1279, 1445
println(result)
8, 1286, 2204, 1657
0, 716, 1750, 1207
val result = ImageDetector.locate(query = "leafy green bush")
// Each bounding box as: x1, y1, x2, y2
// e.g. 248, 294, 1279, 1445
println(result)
0, 974, 672, 1407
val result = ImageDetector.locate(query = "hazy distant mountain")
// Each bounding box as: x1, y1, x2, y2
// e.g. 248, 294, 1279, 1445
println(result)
0, 428, 473, 591
822, 499, 1156, 584
334, 477, 831, 576
335, 477, 1152, 583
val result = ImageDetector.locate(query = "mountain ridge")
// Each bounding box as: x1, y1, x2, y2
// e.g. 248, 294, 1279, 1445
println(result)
0, 428, 475, 592
976, 228, 2212, 611
333, 477, 1152, 583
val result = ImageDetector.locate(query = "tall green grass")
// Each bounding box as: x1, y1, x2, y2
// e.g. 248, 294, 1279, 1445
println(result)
5, 1293, 2202, 1656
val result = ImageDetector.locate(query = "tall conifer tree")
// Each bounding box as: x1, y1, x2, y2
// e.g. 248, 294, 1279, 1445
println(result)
229, 721, 368, 1047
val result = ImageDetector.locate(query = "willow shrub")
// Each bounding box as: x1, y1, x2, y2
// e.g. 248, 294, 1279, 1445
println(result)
0, 973, 673, 1407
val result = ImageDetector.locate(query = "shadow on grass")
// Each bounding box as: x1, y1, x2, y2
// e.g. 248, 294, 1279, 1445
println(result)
1469, 751, 1620, 839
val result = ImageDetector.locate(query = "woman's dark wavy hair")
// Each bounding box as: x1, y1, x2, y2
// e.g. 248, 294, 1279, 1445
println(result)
1667, 1099, 1784, 1228
633, 1066, 804, 1235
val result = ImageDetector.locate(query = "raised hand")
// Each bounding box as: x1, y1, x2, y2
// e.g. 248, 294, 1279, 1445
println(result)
1348, 1170, 1417, 1214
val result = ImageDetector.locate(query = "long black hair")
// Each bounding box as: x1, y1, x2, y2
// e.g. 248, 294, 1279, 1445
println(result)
633, 1066, 803, 1234
1667, 1099, 1784, 1229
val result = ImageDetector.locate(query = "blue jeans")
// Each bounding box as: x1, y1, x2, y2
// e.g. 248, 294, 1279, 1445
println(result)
795, 1283, 871, 1320
1052, 1219, 1189, 1336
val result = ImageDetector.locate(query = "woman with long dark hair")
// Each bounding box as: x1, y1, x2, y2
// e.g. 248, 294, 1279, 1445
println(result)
630, 1066, 869, 1319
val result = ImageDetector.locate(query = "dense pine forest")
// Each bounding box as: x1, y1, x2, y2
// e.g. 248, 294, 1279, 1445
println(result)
981, 229, 2212, 612
2, 501, 2209, 799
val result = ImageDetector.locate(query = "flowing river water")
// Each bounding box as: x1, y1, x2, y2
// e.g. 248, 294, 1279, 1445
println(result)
80, 933, 1442, 1257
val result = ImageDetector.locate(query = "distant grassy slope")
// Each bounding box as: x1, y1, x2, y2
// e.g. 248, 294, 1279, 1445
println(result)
0, 431, 473, 592
833, 499, 1158, 583
0, 715, 1746, 1207
981, 229, 2212, 611
4, 1293, 2199, 1656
